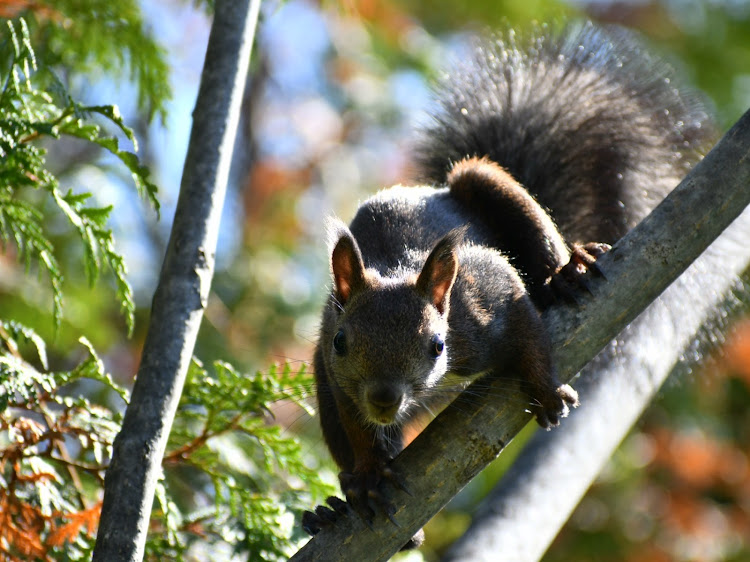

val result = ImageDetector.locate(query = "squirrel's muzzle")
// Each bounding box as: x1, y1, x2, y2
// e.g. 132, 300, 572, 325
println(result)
364, 383, 405, 425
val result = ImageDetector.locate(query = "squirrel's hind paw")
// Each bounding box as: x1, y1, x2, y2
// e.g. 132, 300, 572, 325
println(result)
549, 242, 611, 303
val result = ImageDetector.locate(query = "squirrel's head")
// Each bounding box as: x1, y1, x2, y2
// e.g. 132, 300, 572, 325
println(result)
322, 224, 461, 427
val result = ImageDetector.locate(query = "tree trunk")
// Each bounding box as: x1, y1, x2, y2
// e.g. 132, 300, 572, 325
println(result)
93, 1, 260, 560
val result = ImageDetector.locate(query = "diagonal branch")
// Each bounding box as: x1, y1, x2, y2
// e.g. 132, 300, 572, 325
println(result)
289, 109, 750, 561
444, 141, 750, 561
92, 1, 260, 560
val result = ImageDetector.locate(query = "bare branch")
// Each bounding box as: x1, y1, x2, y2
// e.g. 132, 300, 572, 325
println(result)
289, 109, 750, 561
92, 1, 260, 560
445, 131, 750, 561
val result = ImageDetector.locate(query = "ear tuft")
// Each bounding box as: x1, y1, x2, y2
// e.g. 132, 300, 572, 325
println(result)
416, 230, 463, 315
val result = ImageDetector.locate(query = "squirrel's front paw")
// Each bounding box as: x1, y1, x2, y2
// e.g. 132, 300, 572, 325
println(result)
338, 463, 409, 528
531, 383, 579, 429
302, 465, 422, 550
550, 242, 610, 302
341, 464, 424, 549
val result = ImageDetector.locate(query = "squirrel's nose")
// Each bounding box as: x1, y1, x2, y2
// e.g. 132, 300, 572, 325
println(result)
366, 385, 403, 409
364, 384, 405, 424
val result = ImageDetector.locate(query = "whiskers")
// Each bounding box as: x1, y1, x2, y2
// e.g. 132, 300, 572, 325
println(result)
329, 293, 345, 313
372, 423, 402, 452
413, 374, 546, 420
241, 357, 325, 443
277, 357, 549, 462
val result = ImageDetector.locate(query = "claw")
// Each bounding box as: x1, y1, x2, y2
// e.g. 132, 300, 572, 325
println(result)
316, 505, 338, 524
361, 512, 375, 531
309, 466, 423, 551
327, 495, 350, 515
382, 465, 413, 496
301, 510, 321, 536
301, 493, 355, 537
366, 496, 380, 523
548, 241, 610, 303
532, 381, 579, 430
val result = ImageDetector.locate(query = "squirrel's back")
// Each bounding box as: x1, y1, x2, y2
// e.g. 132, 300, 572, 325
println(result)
415, 23, 716, 244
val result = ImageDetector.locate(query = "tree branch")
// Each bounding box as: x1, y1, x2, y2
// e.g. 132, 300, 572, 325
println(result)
444, 150, 750, 560
92, 1, 260, 560
289, 109, 750, 561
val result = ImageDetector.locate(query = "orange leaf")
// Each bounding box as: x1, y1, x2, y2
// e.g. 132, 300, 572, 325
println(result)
725, 320, 750, 385
46, 502, 102, 547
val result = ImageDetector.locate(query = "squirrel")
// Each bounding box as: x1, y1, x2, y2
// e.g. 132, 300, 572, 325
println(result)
301, 22, 714, 550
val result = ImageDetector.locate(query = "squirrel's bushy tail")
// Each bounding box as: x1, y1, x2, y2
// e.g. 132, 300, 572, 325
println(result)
415, 22, 716, 244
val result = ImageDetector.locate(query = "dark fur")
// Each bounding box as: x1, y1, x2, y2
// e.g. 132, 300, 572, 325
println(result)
303, 22, 715, 550
447, 157, 570, 304
416, 22, 715, 244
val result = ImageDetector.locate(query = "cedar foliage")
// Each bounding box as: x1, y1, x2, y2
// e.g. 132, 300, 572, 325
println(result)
1, 14, 332, 561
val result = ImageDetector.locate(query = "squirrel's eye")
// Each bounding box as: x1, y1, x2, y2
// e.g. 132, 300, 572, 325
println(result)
333, 329, 347, 355
430, 334, 445, 358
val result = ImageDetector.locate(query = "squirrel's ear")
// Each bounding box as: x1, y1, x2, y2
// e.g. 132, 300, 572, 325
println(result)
330, 230, 366, 306
416, 229, 462, 315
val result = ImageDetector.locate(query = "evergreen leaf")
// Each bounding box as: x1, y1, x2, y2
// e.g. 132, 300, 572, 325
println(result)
0, 319, 48, 369
151, 359, 334, 560
0, 18, 158, 331
16, 0, 172, 122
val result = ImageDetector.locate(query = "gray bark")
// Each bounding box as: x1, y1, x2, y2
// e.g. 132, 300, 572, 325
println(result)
444, 183, 750, 562
92, 1, 260, 560
289, 109, 750, 562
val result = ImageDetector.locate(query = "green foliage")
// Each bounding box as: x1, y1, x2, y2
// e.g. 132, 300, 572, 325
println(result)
0, 12, 336, 562
146, 359, 334, 561
0, 18, 159, 332
1, 322, 330, 560
384, 0, 573, 36
0, 333, 122, 561
4, 0, 173, 122
655, 4, 750, 127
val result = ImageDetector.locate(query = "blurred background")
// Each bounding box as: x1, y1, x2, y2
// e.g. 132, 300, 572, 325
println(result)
2, 0, 750, 560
